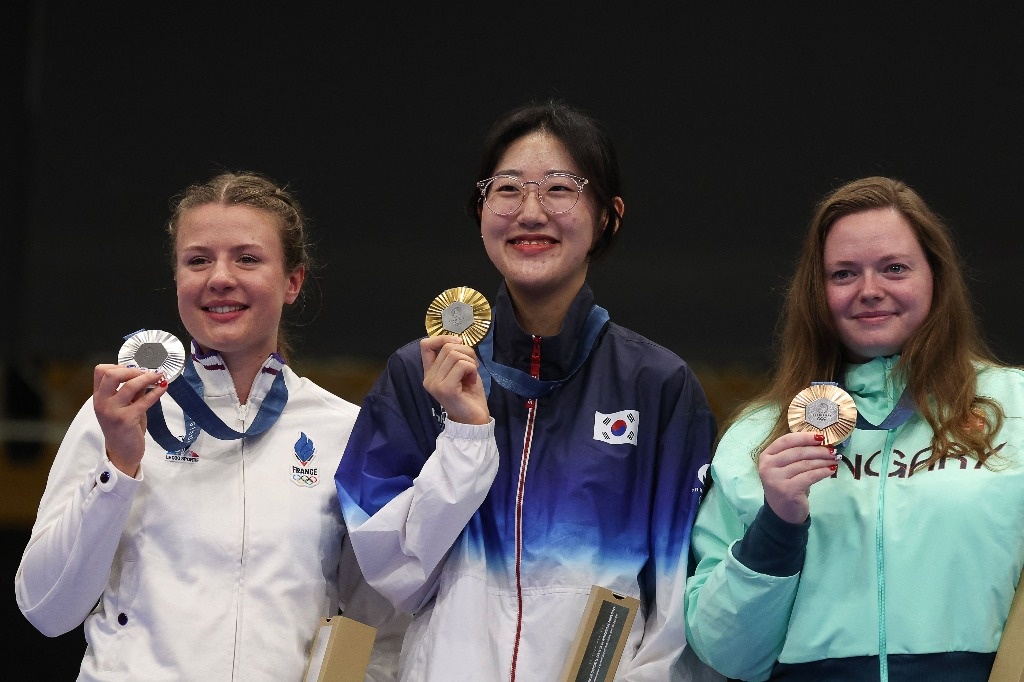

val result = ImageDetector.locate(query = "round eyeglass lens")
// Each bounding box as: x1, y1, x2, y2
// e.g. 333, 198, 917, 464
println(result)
537, 173, 584, 214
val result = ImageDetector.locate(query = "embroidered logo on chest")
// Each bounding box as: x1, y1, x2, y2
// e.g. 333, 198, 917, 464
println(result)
291, 432, 319, 487
594, 410, 639, 445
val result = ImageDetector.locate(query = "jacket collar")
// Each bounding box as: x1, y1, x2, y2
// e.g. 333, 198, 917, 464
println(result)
189, 340, 288, 405
843, 355, 906, 426
491, 281, 597, 380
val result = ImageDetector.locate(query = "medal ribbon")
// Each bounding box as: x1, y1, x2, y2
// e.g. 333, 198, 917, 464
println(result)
814, 380, 916, 432
476, 305, 609, 398
146, 355, 289, 453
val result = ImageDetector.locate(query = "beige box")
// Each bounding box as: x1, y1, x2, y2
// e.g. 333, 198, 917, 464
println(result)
559, 585, 640, 682
302, 615, 376, 682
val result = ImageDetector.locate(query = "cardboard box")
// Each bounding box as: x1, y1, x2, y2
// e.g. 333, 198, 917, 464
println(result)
559, 585, 640, 682
991, 578, 1024, 682
302, 615, 377, 682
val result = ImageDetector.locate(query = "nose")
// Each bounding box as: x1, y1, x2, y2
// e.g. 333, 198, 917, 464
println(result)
516, 184, 547, 225
858, 271, 883, 300
207, 259, 237, 290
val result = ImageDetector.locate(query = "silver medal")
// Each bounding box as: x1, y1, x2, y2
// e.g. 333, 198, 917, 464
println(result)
117, 329, 187, 382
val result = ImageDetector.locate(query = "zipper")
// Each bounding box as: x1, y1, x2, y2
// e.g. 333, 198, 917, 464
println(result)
875, 357, 898, 682
509, 335, 542, 682
233, 399, 249, 680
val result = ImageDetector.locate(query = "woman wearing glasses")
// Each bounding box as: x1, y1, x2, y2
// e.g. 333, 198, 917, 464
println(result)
335, 101, 718, 680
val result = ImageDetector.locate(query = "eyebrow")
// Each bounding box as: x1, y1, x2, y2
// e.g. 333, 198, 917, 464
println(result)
827, 253, 915, 266
178, 243, 266, 252
492, 168, 577, 177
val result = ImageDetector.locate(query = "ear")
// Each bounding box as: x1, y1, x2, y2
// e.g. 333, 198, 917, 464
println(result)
600, 196, 625, 235
609, 196, 625, 235
284, 266, 306, 305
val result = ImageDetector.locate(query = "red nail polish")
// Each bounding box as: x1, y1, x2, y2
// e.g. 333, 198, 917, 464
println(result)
829, 464, 838, 472
813, 434, 825, 442
158, 378, 168, 388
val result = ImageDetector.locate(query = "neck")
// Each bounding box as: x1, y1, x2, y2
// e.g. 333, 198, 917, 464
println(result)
507, 282, 582, 336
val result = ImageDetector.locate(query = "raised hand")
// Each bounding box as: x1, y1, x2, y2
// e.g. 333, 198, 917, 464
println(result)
92, 364, 169, 477
420, 335, 490, 426
757, 432, 838, 524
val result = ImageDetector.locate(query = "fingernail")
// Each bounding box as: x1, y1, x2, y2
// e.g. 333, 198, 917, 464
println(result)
829, 464, 838, 472
835, 452, 842, 461
813, 434, 825, 442
158, 378, 168, 388
827, 446, 835, 455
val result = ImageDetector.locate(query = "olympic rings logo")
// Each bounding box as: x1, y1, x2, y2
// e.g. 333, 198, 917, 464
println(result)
291, 472, 318, 487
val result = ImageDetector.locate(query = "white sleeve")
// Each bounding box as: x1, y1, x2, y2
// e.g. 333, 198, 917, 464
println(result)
345, 418, 499, 614
14, 399, 140, 637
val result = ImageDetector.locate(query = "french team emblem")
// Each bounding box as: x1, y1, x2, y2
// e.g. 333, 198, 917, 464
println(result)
291, 432, 319, 488
294, 432, 316, 466
594, 410, 639, 445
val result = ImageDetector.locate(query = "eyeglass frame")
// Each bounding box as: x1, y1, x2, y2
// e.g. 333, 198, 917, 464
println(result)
476, 172, 590, 216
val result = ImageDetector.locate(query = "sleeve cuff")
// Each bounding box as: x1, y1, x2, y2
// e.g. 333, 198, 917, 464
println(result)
441, 417, 495, 441
95, 456, 143, 493
732, 501, 809, 577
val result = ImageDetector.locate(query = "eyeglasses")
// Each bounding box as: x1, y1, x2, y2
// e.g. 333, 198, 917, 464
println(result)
477, 172, 589, 216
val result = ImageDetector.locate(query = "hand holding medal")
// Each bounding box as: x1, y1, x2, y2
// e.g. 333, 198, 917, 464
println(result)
421, 286, 492, 425
92, 329, 186, 476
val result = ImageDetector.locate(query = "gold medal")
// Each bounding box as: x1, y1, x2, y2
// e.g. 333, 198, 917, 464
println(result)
787, 383, 857, 445
425, 286, 491, 346
117, 329, 187, 382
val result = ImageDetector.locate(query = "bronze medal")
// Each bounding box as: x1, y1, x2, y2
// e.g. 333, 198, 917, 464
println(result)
787, 383, 857, 445
425, 286, 491, 346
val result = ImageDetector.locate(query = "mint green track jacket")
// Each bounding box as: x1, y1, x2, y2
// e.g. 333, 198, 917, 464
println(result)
685, 357, 1024, 681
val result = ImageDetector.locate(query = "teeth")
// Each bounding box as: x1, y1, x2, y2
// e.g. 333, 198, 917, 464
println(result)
208, 305, 244, 313
514, 239, 551, 245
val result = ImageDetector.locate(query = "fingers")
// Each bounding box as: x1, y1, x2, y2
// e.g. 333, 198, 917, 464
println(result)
92, 363, 171, 477
419, 336, 489, 426
419, 335, 462, 370
759, 431, 840, 524
761, 431, 836, 460
93, 365, 170, 425
420, 336, 477, 386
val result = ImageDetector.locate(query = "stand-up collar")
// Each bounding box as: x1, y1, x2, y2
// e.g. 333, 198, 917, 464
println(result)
490, 282, 597, 380
189, 340, 288, 405
843, 355, 905, 426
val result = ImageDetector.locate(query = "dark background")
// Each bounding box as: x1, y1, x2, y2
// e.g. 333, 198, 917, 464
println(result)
2, 3, 1022, 677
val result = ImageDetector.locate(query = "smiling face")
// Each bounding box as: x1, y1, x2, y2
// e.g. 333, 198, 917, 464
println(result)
174, 203, 304, 367
480, 131, 608, 306
824, 207, 933, 362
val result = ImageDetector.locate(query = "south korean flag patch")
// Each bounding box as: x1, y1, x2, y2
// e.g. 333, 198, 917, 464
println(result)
594, 410, 639, 445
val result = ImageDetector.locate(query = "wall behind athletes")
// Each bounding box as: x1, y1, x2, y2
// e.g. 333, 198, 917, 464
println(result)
4, 4, 1022, 372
